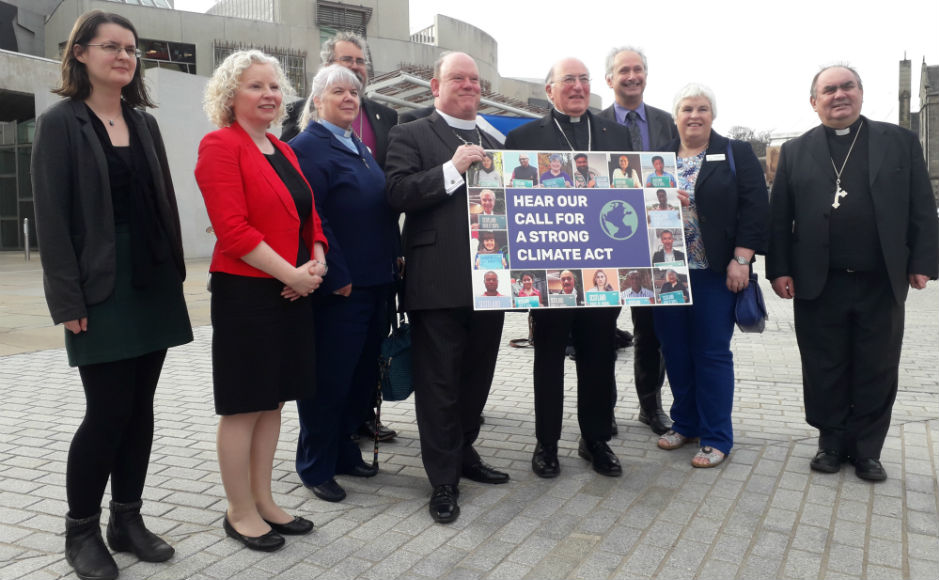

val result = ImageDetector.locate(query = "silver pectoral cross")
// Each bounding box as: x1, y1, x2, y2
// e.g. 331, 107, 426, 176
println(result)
832, 180, 848, 209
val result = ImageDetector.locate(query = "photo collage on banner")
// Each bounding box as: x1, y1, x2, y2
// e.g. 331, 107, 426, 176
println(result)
467, 150, 692, 310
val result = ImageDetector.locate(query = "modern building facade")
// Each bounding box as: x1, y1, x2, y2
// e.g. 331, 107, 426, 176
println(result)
0, 0, 592, 254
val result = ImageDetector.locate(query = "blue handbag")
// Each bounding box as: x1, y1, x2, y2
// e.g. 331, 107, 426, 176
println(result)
735, 272, 768, 333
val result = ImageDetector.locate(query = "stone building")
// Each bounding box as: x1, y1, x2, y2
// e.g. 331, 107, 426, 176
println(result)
0, 0, 585, 254
899, 56, 939, 200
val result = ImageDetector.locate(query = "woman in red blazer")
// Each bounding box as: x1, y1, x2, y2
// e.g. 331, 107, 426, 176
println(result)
195, 49, 327, 552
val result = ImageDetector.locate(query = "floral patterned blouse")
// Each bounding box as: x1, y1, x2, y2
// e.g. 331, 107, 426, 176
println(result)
677, 151, 709, 270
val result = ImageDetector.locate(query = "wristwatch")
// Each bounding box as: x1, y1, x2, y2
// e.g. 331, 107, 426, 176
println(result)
734, 256, 749, 265
313, 259, 328, 275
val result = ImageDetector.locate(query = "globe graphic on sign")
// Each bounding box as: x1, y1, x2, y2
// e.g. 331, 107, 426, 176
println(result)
599, 200, 638, 240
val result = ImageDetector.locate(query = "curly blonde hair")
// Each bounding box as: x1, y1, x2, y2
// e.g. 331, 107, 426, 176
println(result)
203, 49, 295, 128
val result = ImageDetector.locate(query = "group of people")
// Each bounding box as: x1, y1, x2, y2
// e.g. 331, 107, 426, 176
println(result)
32, 9, 937, 580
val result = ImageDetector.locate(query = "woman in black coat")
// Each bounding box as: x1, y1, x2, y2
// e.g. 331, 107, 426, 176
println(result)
32, 11, 192, 580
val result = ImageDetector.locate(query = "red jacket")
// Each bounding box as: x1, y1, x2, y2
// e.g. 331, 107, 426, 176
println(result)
195, 122, 327, 277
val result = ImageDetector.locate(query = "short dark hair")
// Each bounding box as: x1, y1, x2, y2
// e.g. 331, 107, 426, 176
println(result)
651, 155, 664, 164
53, 10, 154, 108
574, 153, 587, 161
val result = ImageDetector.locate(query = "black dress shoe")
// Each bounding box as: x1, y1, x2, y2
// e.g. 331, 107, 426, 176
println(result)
638, 407, 672, 436
531, 442, 560, 478
578, 438, 622, 476
309, 478, 346, 502
852, 457, 887, 482
462, 462, 509, 484
428, 484, 460, 524
263, 516, 314, 535
810, 449, 844, 473
223, 516, 285, 552
358, 420, 397, 442
339, 460, 378, 478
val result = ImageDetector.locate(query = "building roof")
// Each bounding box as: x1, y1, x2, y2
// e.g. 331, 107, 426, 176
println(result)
368, 65, 547, 118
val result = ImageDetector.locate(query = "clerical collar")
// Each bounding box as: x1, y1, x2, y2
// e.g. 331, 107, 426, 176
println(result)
436, 109, 476, 130
318, 119, 353, 139
552, 108, 585, 123
825, 117, 864, 137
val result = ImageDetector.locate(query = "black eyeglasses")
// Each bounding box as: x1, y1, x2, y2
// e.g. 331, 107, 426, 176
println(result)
85, 43, 142, 59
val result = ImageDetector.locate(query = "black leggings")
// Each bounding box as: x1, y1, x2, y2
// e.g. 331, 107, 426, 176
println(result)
67, 350, 166, 518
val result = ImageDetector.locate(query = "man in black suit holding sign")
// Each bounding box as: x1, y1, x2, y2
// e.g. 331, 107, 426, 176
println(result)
768, 65, 938, 481
385, 52, 507, 524
505, 57, 630, 480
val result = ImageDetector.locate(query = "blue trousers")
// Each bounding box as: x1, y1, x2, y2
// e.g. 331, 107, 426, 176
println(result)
296, 285, 389, 486
653, 269, 736, 454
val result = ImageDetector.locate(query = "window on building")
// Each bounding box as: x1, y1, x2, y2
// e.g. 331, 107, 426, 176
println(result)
316, 1, 372, 36
214, 41, 307, 97
140, 39, 197, 74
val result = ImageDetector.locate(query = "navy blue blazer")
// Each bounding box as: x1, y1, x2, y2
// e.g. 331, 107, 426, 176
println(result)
289, 121, 398, 293
667, 131, 769, 273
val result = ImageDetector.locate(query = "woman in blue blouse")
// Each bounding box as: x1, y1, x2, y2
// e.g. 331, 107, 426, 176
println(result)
289, 64, 399, 502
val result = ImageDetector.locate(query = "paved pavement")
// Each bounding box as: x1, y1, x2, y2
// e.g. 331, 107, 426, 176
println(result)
0, 252, 937, 579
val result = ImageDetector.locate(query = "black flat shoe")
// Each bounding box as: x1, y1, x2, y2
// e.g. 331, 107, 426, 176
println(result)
578, 438, 622, 476
852, 457, 887, 482
428, 484, 460, 524
223, 516, 284, 552
339, 461, 378, 478
531, 442, 560, 478
462, 462, 509, 484
263, 516, 314, 535
810, 449, 844, 473
309, 478, 346, 502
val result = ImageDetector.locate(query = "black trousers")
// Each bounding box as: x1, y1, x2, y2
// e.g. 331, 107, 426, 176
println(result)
630, 307, 666, 402
409, 308, 504, 487
532, 307, 618, 444
68, 349, 167, 518
794, 270, 904, 459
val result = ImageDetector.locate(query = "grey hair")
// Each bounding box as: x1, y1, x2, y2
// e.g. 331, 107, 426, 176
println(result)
604, 46, 648, 79
810, 63, 863, 99
298, 64, 362, 131
672, 83, 717, 120
320, 31, 368, 66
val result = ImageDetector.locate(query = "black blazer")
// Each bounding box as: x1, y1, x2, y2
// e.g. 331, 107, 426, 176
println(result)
32, 99, 185, 324
666, 131, 769, 274
281, 96, 398, 168
598, 102, 678, 151
385, 112, 501, 310
399, 105, 435, 124
767, 118, 938, 303
504, 110, 631, 153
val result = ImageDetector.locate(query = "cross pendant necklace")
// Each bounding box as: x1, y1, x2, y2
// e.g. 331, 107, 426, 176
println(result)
829, 121, 863, 209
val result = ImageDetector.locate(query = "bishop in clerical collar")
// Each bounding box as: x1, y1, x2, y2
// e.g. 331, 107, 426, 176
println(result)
546, 58, 594, 151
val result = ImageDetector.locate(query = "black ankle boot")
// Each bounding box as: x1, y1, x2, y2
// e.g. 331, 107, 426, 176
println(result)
106, 500, 174, 562
65, 511, 118, 580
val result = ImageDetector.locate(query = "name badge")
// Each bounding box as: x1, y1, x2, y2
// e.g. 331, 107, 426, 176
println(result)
705, 154, 726, 162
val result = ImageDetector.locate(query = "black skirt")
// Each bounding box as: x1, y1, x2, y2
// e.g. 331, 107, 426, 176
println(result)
210, 272, 316, 415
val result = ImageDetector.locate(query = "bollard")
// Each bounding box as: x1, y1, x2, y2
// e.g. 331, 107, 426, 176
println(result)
23, 218, 30, 261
